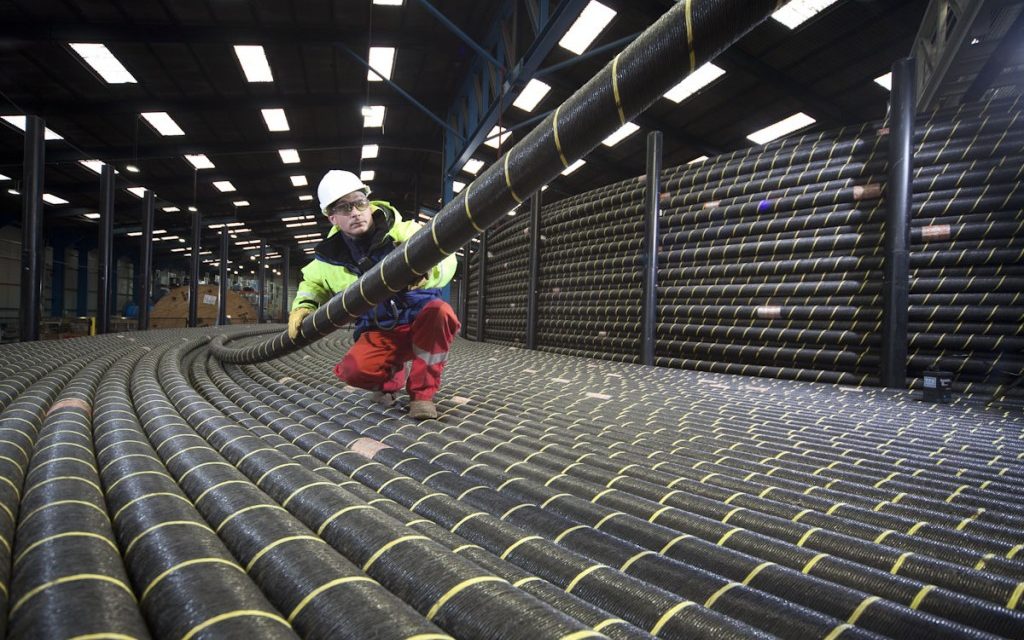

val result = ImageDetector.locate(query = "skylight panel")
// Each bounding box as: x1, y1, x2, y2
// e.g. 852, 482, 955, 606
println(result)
663, 63, 726, 103
125, 187, 147, 198
452, 181, 466, 194
233, 200, 250, 207
163, 206, 180, 212
771, 0, 842, 29
184, 154, 215, 170
279, 149, 300, 164
561, 159, 586, 176
42, 193, 69, 205
362, 144, 380, 159
84, 212, 101, 219
79, 159, 105, 174
368, 47, 396, 81
688, 155, 709, 164
68, 43, 137, 84
601, 122, 639, 147
234, 45, 274, 82
559, 1, 616, 54
746, 112, 816, 145
261, 108, 290, 132
125, 164, 140, 173
213, 181, 236, 192
290, 175, 308, 187
483, 125, 510, 149
141, 112, 185, 136
874, 72, 892, 91
0, 173, 8, 181
360, 170, 375, 181
513, 79, 552, 112
363, 105, 386, 128
298, 195, 314, 201
462, 159, 484, 175
1, 116, 63, 140
373, 0, 404, 5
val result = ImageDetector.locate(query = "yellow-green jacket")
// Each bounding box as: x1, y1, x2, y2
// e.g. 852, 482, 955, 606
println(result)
291, 201, 457, 337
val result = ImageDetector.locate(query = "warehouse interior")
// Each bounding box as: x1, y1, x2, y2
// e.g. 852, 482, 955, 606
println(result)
0, 0, 1023, 638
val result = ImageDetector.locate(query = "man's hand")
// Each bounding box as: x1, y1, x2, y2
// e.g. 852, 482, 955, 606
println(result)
288, 307, 313, 339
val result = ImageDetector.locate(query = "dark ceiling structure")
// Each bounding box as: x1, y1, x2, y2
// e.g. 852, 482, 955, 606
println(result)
0, 0, 944, 273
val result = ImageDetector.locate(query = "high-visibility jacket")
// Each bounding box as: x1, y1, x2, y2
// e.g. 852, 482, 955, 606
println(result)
291, 201, 457, 338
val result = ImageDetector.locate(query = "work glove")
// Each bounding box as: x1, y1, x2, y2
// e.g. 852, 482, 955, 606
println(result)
288, 307, 313, 339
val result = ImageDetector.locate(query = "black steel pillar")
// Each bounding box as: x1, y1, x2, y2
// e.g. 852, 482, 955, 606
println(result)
641, 130, 663, 366
137, 189, 154, 330
218, 229, 229, 325
258, 241, 267, 323
188, 210, 201, 327
525, 192, 542, 349
50, 239, 66, 317
76, 244, 89, 317
881, 57, 915, 389
475, 231, 487, 342
97, 163, 115, 334
281, 246, 291, 322
18, 115, 44, 341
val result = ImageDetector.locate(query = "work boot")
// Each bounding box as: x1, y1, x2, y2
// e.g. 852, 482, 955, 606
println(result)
408, 399, 437, 420
370, 391, 397, 407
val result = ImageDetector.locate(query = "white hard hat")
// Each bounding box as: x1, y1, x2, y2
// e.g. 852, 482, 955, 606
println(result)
317, 170, 369, 214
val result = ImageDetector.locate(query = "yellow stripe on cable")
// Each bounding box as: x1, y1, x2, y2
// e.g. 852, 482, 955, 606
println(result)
288, 576, 378, 622
552, 106, 569, 168
847, 595, 879, 624
427, 576, 507, 620
566, 564, 607, 593
10, 573, 136, 616
684, 0, 696, 72
504, 154, 522, 203
363, 535, 430, 571
248, 535, 324, 571
181, 610, 291, 640
462, 182, 482, 232
142, 558, 243, 601
650, 601, 695, 636
611, 55, 625, 125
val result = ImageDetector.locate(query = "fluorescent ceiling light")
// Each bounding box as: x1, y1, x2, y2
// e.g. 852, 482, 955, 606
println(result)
367, 47, 396, 81
68, 43, 137, 84
747, 112, 816, 145
184, 154, 215, 170
874, 72, 892, 91
282, 215, 315, 222
84, 212, 101, 219
171, 248, 187, 252
361, 144, 379, 159
771, 0, 841, 29
1, 116, 63, 140
141, 112, 185, 136
559, 1, 616, 54
79, 159, 105, 174
125, 187, 147, 198
290, 175, 308, 187
688, 155, 709, 164
42, 193, 69, 206
561, 159, 586, 176
7, 189, 19, 195
162, 206, 180, 212
125, 164, 140, 173
0, 173, 8, 181
261, 108, 289, 132
161, 235, 179, 241
299, 195, 313, 201
462, 159, 484, 175
663, 62, 726, 103
234, 45, 274, 82
452, 181, 466, 193
233, 200, 250, 207
601, 122, 639, 147
226, 222, 245, 227
373, 0, 404, 5
279, 149, 300, 164
360, 170, 375, 181
295, 233, 321, 239
188, 206, 198, 212
513, 79, 551, 112
298, 238, 320, 244
483, 125, 510, 149
363, 105, 386, 128
286, 221, 317, 228
127, 232, 141, 237
213, 181, 236, 192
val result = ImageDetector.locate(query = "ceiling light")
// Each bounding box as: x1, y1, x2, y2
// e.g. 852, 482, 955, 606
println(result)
161, 235, 179, 241
163, 206, 180, 212
771, 0, 841, 29
188, 206, 198, 212
184, 154, 215, 170
601, 122, 639, 147
688, 155, 709, 164
68, 43, 137, 84
83, 212, 101, 219
234, 45, 274, 82
747, 112, 816, 145
360, 170, 375, 181
261, 108, 289, 132
126, 187, 147, 198
483, 125, 510, 149
125, 164, 140, 173
141, 112, 185, 136
299, 195, 313, 201
286, 221, 317, 228
561, 159, 586, 176
452, 181, 466, 193
127, 232, 141, 237
171, 248, 187, 253
513, 79, 552, 112
282, 215, 315, 222
559, 1, 616, 54
362, 144, 379, 159
233, 200, 250, 207
79, 159, 105, 174
226, 222, 245, 228
663, 62, 726, 103
208, 223, 225, 229
7, 189, 19, 195
462, 159, 484, 175
373, 0, 404, 4
295, 233, 321, 239
279, 149, 300, 164
874, 72, 892, 91
1, 116, 63, 140
368, 47, 396, 81
298, 238, 320, 244
362, 105, 386, 128
213, 181, 236, 192
290, 175, 308, 187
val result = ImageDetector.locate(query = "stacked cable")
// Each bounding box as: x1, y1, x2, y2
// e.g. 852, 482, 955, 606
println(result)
481, 213, 531, 347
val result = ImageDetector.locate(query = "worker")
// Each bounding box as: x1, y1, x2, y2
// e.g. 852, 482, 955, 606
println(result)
287, 170, 459, 420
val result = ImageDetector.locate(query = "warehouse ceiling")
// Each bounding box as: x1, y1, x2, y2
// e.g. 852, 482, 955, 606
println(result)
0, 0, 994, 273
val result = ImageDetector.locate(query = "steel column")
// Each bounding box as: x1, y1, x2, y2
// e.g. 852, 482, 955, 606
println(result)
641, 131, 663, 366
188, 209, 201, 327
50, 239, 66, 317
281, 246, 291, 322
18, 116, 44, 341
525, 192, 541, 350
138, 189, 154, 330
881, 57, 916, 389
76, 244, 89, 317
258, 240, 267, 323
97, 163, 115, 334
476, 231, 487, 342
218, 229, 229, 325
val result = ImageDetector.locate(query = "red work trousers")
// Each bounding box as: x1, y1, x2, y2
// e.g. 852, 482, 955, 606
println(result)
334, 299, 460, 401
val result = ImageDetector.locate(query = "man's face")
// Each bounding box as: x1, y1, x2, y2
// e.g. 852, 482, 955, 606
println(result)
327, 190, 373, 238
